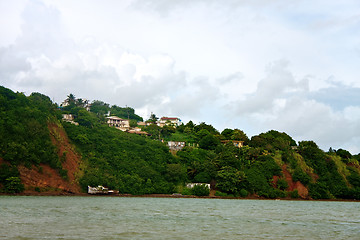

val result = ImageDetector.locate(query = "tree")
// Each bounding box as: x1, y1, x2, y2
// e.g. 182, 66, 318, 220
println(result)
336, 149, 352, 162
165, 164, 187, 183
4, 177, 24, 193
191, 184, 210, 196
76, 98, 86, 107
250, 130, 296, 152
148, 113, 158, 124
231, 129, 249, 144
194, 122, 219, 135
298, 141, 327, 172
129, 119, 138, 128
216, 166, 246, 194
76, 109, 98, 128
221, 128, 233, 139
199, 134, 220, 150
110, 105, 143, 121
185, 121, 195, 129
276, 178, 288, 190
90, 100, 110, 115
66, 93, 76, 105
196, 129, 210, 139
161, 125, 176, 138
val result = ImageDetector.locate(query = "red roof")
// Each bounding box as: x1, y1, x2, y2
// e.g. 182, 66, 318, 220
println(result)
161, 117, 179, 120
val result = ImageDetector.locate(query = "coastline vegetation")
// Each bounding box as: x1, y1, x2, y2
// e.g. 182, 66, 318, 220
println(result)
0, 86, 360, 200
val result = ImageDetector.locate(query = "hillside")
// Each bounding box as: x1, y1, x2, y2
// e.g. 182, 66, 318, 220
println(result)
1, 86, 360, 200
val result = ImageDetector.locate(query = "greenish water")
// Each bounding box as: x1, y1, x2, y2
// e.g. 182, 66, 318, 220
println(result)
0, 196, 359, 239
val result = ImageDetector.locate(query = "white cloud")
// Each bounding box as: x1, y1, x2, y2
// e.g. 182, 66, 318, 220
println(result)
1, 0, 360, 153
226, 61, 360, 153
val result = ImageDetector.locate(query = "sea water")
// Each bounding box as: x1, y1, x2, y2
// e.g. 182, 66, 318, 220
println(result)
0, 196, 359, 239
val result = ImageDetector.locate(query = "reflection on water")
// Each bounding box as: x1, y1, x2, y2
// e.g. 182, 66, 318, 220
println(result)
0, 196, 359, 239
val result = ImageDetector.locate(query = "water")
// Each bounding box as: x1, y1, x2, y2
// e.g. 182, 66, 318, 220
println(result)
0, 196, 359, 239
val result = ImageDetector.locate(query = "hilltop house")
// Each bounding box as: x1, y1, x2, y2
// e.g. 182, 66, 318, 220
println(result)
106, 116, 130, 131
60, 98, 91, 111
158, 117, 181, 127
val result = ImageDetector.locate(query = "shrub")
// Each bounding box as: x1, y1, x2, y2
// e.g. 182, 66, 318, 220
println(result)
239, 188, 248, 197
292, 168, 311, 186
290, 190, 299, 198
216, 166, 246, 194
348, 170, 360, 188
194, 172, 211, 183
267, 188, 286, 199
215, 191, 227, 197
58, 169, 68, 180
181, 187, 192, 195
4, 177, 24, 193
245, 167, 269, 193
277, 178, 288, 190
309, 182, 331, 199
191, 184, 210, 196
215, 191, 234, 197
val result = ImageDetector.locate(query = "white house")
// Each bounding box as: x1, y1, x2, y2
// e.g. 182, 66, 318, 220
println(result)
62, 114, 79, 125
106, 116, 130, 130
158, 117, 181, 127
168, 141, 186, 151
186, 183, 211, 189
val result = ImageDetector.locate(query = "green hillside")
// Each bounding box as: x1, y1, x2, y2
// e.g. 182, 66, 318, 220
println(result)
1, 86, 360, 200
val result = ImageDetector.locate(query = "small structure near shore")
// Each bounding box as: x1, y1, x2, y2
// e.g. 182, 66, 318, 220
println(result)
186, 183, 210, 189
88, 185, 115, 195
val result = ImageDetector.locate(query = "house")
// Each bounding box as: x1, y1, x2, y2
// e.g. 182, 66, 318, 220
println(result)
62, 114, 74, 121
158, 117, 181, 127
137, 121, 148, 126
168, 141, 185, 151
186, 183, 210, 189
62, 114, 79, 125
221, 140, 244, 148
60, 100, 69, 108
83, 99, 91, 111
127, 127, 151, 136
59, 97, 91, 111
106, 116, 130, 131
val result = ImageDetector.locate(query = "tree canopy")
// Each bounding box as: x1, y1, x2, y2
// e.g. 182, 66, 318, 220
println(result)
1, 85, 360, 200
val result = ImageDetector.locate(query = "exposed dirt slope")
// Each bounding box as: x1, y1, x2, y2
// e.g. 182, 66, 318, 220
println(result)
19, 122, 82, 194
273, 164, 309, 198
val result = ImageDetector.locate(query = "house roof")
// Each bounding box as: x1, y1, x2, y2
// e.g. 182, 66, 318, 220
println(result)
127, 130, 151, 135
160, 117, 180, 121
106, 116, 127, 120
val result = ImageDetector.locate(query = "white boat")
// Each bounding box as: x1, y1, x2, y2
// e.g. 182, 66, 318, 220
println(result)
88, 185, 110, 194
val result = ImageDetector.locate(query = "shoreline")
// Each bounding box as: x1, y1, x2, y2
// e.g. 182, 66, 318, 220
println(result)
1, 192, 359, 202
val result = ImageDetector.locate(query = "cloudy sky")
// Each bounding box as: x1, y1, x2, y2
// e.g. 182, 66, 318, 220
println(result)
1, 0, 360, 153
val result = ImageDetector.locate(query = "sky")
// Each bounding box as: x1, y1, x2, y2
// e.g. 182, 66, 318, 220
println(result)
0, 0, 360, 153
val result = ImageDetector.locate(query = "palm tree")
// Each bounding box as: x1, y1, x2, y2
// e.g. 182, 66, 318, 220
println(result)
77, 98, 84, 107
66, 93, 76, 105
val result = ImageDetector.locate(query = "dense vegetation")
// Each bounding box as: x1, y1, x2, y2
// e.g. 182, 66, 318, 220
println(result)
0, 86, 62, 192
1, 86, 360, 199
63, 122, 182, 194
